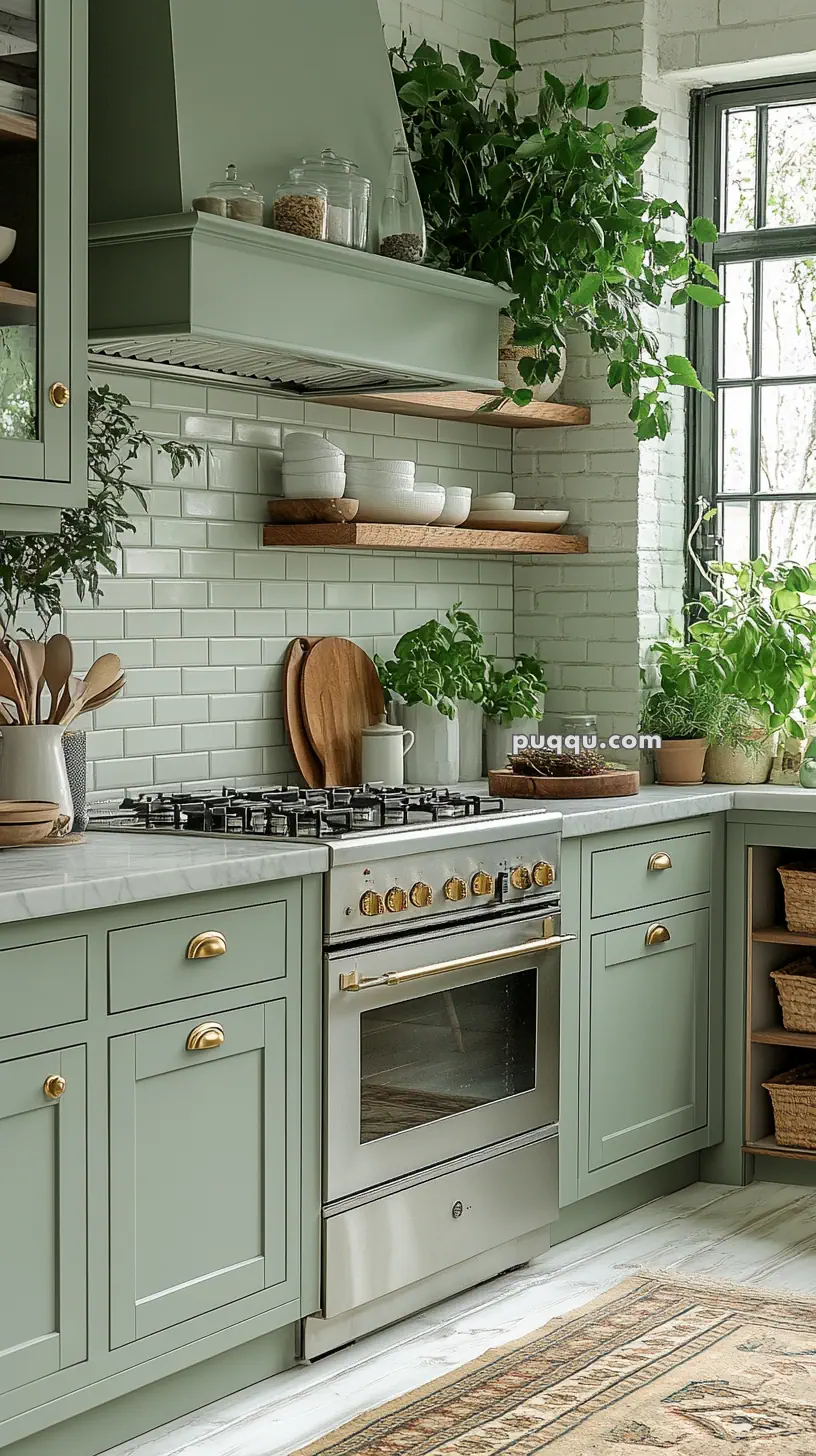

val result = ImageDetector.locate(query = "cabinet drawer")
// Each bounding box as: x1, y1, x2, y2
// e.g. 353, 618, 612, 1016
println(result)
0, 937, 86, 1039
323, 1134, 558, 1319
108, 900, 288, 1012
590, 831, 710, 919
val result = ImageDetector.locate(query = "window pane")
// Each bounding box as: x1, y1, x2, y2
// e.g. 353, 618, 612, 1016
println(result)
761, 258, 816, 376
724, 108, 756, 232
760, 499, 816, 564
766, 103, 816, 228
720, 499, 751, 562
719, 263, 753, 379
759, 384, 816, 491
0, 0, 38, 441
719, 387, 752, 492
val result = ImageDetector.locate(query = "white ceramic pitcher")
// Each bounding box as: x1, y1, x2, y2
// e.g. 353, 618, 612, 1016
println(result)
0, 724, 74, 831
360, 716, 415, 787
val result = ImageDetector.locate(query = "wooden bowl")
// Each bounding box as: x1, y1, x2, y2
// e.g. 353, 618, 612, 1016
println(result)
0, 818, 60, 847
0, 799, 60, 824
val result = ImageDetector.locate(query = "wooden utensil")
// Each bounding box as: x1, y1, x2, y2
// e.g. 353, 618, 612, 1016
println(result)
0, 651, 26, 723
488, 768, 640, 799
18, 639, 45, 723
282, 638, 324, 788
78, 674, 125, 715
77, 652, 122, 705
300, 638, 385, 786
268, 498, 359, 525
44, 634, 73, 723
59, 677, 89, 728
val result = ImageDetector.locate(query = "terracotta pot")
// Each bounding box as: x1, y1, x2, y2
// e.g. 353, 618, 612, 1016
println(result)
705, 732, 775, 785
653, 738, 708, 786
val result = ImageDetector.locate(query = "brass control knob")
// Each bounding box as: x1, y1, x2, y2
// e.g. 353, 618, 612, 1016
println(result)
471, 871, 495, 897
43, 1074, 66, 1100
510, 866, 532, 891
360, 890, 385, 917
532, 861, 554, 888
409, 881, 433, 908
385, 886, 408, 914
444, 876, 468, 902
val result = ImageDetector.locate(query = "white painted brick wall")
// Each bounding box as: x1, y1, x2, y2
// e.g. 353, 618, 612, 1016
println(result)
378, 0, 514, 62
659, 0, 816, 81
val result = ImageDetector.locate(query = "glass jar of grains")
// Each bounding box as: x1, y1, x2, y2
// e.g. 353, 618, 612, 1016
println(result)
272, 178, 328, 240
294, 148, 362, 248
193, 163, 264, 225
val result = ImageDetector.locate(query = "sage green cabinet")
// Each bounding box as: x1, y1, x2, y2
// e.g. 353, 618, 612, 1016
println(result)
109, 998, 298, 1349
586, 909, 710, 1172
0, 0, 88, 531
0, 1046, 86, 1395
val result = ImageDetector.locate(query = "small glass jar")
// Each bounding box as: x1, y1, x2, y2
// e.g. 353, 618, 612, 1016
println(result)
560, 712, 599, 740
378, 129, 426, 264
193, 163, 264, 225
272, 179, 328, 240
294, 148, 370, 249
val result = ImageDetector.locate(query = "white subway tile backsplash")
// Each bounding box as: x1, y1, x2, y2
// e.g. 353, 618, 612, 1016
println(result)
154, 695, 209, 726
125, 610, 181, 639
258, 395, 305, 424
152, 519, 208, 548
181, 666, 235, 694
209, 581, 261, 608
153, 581, 209, 608
182, 609, 235, 637
207, 386, 257, 418
208, 445, 259, 493
126, 725, 183, 757
183, 490, 234, 520
181, 550, 234, 578
124, 548, 180, 577
209, 638, 262, 666
183, 722, 237, 752
233, 421, 282, 448
154, 638, 209, 667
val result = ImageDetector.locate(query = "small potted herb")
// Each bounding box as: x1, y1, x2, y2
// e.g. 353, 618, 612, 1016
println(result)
641, 633, 723, 784
483, 655, 548, 770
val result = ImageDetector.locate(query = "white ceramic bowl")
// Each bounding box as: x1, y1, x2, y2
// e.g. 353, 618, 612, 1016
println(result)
346, 456, 416, 477
353, 483, 441, 524
470, 491, 516, 511
283, 440, 344, 467
0, 226, 16, 267
282, 469, 346, 500
434, 486, 472, 527
346, 469, 415, 494
281, 454, 347, 476
283, 430, 343, 456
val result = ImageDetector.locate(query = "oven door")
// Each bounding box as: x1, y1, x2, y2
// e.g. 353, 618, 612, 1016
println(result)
325, 909, 570, 1204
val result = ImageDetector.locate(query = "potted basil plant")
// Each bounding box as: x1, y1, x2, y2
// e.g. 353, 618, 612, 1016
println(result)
642, 632, 738, 785
483, 655, 548, 770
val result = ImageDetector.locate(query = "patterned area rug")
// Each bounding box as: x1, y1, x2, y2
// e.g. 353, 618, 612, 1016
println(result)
297, 1275, 816, 1452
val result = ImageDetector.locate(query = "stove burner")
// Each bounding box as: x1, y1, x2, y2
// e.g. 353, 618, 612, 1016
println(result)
94, 786, 507, 839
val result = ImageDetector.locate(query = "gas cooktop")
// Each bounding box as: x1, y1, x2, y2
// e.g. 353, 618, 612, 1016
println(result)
87, 786, 509, 841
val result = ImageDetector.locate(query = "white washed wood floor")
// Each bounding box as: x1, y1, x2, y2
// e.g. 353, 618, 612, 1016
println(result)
105, 1181, 816, 1456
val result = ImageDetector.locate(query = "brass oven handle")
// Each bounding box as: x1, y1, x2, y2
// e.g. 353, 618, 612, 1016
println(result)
186, 1021, 226, 1051
648, 852, 672, 872
339, 933, 576, 993
186, 931, 227, 960
645, 924, 671, 946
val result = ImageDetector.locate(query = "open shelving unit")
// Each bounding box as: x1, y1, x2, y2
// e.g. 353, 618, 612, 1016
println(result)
262, 521, 587, 554
0, 286, 35, 325
743, 847, 816, 1161
310, 390, 591, 431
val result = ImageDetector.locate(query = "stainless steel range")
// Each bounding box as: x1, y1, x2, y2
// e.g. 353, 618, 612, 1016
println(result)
89, 786, 572, 1358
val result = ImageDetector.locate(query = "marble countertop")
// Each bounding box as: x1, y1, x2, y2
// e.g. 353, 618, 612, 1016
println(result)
0, 833, 329, 925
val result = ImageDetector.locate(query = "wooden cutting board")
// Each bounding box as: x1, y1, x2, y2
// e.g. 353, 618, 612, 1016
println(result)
282, 637, 324, 788
489, 769, 640, 799
300, 638, 385, 786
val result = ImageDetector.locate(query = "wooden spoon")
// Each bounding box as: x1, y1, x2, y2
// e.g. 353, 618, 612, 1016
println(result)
18, 640, 45, 724
58, 677, 88, 728
79, 674, 125, 715
0, 652, 27, 724
44, 634, 73, 724
0, 639, 25, 721
79, 653, 122, 708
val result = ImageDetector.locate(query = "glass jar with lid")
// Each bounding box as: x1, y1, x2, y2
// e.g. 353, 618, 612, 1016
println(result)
272, 177, 328, 241
294, 148, 370, 249
193, 163, 264, 225
378, 129, 426, 264
559, 712, 599, 741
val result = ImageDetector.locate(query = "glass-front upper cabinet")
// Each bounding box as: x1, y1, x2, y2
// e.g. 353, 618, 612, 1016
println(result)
0, 0, 86, 530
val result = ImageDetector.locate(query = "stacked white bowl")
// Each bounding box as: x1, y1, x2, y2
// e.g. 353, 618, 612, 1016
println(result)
282, 432, 346, 499
346, 457, 438, 524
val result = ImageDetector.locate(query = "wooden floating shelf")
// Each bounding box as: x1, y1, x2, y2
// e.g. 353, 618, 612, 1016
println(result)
310, 390, 591, 431
262, 522, 588, 554
752, 1026, 816, 1051
0, 287, 35, 325
744, 1136, 816, 1162
752, 926, 816, 947
0, 107, 36, 145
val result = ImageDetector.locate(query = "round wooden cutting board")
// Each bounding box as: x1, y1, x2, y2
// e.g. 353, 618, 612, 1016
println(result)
488, 768, 640, 798
282, 637, 324, 788
300, 638, 385, 786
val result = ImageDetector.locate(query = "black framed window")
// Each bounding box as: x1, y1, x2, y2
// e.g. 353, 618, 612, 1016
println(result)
690, 78, 816, 586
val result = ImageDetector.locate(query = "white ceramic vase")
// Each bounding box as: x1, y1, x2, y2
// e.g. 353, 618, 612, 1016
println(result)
457, 699, 484, 782
485, 716, 541, 771
0, 724, 73, 831
403, 703, 459, 786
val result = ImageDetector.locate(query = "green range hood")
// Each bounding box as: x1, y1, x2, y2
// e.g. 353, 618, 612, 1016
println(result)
87, 0, 506, 394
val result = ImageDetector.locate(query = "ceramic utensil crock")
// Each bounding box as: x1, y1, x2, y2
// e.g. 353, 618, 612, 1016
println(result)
360, 716, 415, 786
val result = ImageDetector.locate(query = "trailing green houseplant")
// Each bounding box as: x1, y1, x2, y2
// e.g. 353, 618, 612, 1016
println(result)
0, 384, 200, 636
391, 37, 721, 441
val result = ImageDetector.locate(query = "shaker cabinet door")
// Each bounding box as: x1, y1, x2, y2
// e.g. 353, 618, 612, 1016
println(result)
585, 909, 710, 1175
0, 1046, 87, 1395
109, 1000, 296, 1350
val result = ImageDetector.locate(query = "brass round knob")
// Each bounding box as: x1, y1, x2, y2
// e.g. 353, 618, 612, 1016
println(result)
186, 1021, 226, 1052
510, 866, 532, 891
444, 876, 468, 902
471, 871, 495, 897
360, 890, 385, 917
49, 382, 70, 408
409, 882, 433, 908
43, 1074, 66, 1100
385, 886, 408, 913
532, 861, 554, 888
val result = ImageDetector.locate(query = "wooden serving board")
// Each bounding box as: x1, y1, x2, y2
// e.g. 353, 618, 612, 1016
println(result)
488, 769, 640, 799
268, 498, 359, 524
300, 638, 384, 787
282, 637, 324, 788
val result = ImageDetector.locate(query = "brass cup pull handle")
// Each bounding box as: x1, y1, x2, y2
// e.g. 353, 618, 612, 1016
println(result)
186, 931, 227, 960
645, 923, 671, 946
43, 1074, 66, 1099
186, 1021, 226, 1052
648, 852, 672, 872
49, 382, 70, 408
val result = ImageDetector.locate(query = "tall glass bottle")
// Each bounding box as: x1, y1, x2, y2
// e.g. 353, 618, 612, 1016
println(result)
378, 129, 426, 264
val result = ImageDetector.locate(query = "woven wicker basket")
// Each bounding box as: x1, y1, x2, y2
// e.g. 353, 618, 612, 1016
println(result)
763, 1064, 816, 1149
778, 863, 816, 934
770, 957, 816, 1033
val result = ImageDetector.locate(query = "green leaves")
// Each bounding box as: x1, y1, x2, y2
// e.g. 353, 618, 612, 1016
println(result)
587, 81, 609, 110
543, 71, 566, 107
489, 37, 521, 75
665, 354, 709, 394
570, 272, 604, 307
622, 244, 645, 277
685, 282, 726, 308
690, 215, 718, 243
569, 78, 589, 111
622, 105, 658, 129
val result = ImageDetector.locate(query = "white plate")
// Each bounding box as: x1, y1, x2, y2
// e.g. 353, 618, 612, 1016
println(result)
464, 509, 569, 532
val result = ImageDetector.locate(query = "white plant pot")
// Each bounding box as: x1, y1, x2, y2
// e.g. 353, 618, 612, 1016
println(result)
457, 700, 484, 781
497, 319, 566, 402
403, 703, 459, 786
485, 716, 541, 771
705, 737, 775, 785
0, 724, 74, 832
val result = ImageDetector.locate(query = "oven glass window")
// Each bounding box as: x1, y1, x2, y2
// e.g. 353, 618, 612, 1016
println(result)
359, 967, 537, 1143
